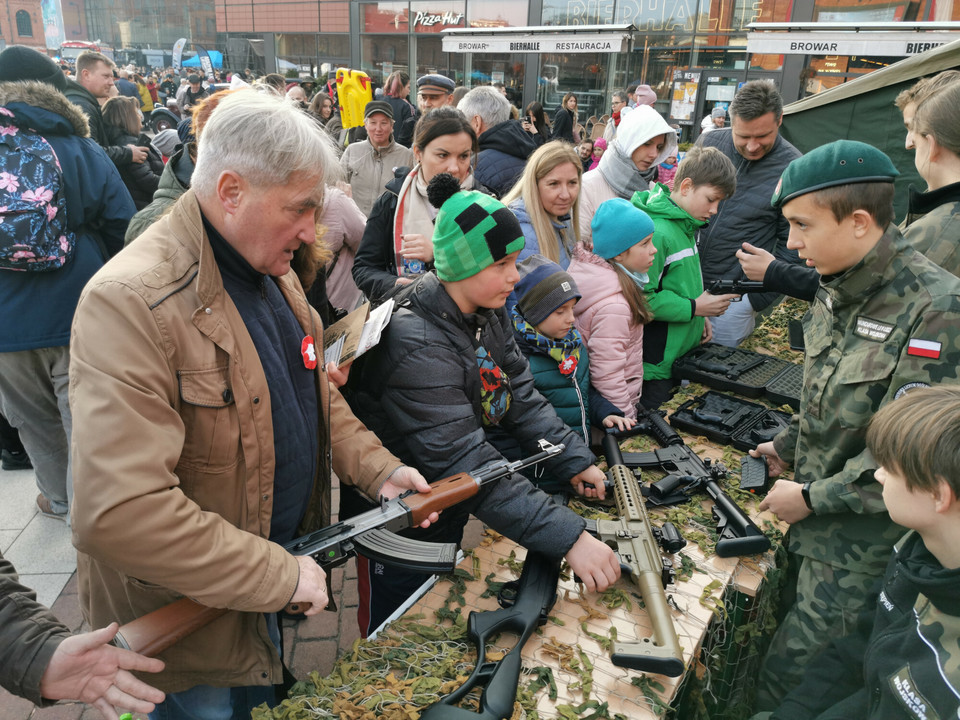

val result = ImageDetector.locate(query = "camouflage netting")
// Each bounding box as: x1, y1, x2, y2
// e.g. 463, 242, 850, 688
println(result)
253, 299, 806, 720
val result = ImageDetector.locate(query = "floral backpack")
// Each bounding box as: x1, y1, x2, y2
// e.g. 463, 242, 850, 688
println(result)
0, 107, 75, 271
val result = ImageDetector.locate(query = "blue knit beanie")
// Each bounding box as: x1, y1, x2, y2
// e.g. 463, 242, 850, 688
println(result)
591, 198, 655, 259
515, 255, 580, 325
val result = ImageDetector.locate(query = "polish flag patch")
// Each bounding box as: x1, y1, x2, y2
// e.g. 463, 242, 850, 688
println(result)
907, 338, 941, 359
301, 335, 318, 369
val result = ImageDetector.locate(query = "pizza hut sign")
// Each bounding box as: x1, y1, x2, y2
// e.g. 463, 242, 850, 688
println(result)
413, 10, 464, 28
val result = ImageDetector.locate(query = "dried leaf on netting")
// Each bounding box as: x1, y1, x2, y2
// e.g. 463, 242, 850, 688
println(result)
541, 636, 575, 665
630, 675, 669, 714
497, 549, 524, 574
699, 579, 727, 620
525, 665, 558, 701
598, 587, 632, 611
480, 528, 504, 546
480, 571, 507, 599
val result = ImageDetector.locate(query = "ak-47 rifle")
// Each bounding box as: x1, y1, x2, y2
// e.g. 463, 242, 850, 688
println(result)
420, 551, 561, 720
623, 408, 771, 558
582, 432, 686, 677
113, 441, 565, 657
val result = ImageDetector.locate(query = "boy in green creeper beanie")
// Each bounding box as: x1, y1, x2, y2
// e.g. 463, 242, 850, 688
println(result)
631, 145, 739, 409
749, 139, 960, 709
341, 174, 620, 638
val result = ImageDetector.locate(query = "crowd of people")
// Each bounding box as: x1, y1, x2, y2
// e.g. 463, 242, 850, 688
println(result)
1, 41, 959, 720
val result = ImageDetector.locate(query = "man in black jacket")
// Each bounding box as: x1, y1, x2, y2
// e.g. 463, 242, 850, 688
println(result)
64, 50, 147, 169
697, 79, 802, 346
458, 86, 537, 198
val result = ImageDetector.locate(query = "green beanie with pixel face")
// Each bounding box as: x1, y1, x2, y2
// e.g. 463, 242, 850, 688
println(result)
427, 174, 525, 282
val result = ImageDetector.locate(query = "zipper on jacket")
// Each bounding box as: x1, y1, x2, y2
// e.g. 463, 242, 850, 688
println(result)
571, 374, 589, 442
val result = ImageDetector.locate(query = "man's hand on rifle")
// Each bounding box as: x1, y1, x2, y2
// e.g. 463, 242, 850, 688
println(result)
570, 465, 606, 500
291, 555, 329, 615
379, 466, 440, 528
566, 532, 620, 592
39, 622, 165, 720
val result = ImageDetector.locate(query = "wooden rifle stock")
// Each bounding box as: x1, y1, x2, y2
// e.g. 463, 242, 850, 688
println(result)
114, 597, 228, 657
112, 443, 563, 657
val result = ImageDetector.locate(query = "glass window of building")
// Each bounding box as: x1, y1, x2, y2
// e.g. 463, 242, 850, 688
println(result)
415, 34, 464, 84
466, 0, 527, 27
361, 35, 409, 84
542, 0, 615, 25
16, 10, 33, 37
363, 1, 411, 32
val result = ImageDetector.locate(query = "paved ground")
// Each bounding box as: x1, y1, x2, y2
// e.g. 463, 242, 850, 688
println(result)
0, 464, 385, 719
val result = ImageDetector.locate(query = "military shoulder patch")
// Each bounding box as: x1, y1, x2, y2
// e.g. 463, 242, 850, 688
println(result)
888, 666, 940, 720
907, 339, 942, 359
895, 382, 931, 400
854, 316, 895, 342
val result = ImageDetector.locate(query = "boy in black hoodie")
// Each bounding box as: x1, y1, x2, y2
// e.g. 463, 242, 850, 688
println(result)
763, 386, 960, 720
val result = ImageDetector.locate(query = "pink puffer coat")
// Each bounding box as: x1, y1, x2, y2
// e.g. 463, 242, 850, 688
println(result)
568, 244, 644, 420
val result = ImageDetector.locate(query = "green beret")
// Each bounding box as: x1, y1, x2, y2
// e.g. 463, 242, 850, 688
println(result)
771, 140, 899, 208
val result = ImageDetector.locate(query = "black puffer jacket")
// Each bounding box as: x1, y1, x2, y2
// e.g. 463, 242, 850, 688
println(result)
103, 126, 164, 209
475, 119, 538, 199
696, 128, 802, 311
346, 272, 594, 551
772, 531, 960, 720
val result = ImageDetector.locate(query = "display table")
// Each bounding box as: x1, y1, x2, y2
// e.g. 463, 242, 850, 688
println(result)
258, 300, 805, 720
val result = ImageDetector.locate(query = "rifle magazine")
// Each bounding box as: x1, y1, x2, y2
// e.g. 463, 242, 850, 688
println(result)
352, 528, 459, 573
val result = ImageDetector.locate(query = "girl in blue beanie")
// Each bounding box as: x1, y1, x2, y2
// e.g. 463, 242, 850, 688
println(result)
568, 198, 656, 421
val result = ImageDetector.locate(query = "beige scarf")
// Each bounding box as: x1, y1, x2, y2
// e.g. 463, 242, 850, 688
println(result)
393, 165, 475, 277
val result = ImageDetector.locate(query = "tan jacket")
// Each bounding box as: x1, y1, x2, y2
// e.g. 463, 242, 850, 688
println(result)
70, 191, 401, 692
339, 139, 414, 217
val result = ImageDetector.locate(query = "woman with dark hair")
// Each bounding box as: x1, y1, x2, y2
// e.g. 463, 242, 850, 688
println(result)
383, 70, 416, 147
101, 96, 163, 209
522, 100, 550, 147
551, 92, 579, 144
352, 106, 480, 301
308, 92, 335, 129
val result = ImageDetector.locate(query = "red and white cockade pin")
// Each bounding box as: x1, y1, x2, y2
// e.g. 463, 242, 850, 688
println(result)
907, 338, 941, 359
301, 335, 318, 369
558, 356, 578, 376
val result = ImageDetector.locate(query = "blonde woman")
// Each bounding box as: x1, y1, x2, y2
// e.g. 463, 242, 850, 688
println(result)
502, 141, 582, 268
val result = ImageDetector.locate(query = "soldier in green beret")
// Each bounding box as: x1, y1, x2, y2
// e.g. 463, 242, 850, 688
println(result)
750, 140, 960, 708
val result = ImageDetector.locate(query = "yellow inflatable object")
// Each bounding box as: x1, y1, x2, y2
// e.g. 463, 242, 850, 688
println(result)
336, 68, 373, 129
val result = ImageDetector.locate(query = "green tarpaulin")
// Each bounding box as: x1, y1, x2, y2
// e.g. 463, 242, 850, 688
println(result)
780, 38, 960, 222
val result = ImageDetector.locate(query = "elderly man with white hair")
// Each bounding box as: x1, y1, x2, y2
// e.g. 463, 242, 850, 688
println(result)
458, 85, 537, 198
69, 89, 435, 719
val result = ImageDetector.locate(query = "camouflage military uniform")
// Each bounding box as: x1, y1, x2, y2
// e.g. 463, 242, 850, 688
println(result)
756, 223, 960, 708
901, 183, 960, 277
766, 530, 960, 720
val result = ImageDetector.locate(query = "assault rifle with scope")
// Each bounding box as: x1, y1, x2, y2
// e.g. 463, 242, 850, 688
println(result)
112, 441, 565, 657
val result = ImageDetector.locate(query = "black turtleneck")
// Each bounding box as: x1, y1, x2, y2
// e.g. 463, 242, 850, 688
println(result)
203, 213, 319, 544
907, 180, 960, 217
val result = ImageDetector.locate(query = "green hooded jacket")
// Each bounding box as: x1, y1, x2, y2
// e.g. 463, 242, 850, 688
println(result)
631, 183, 706, 380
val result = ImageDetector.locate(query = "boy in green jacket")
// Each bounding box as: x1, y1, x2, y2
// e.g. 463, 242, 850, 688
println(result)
631, 146, 739, 408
